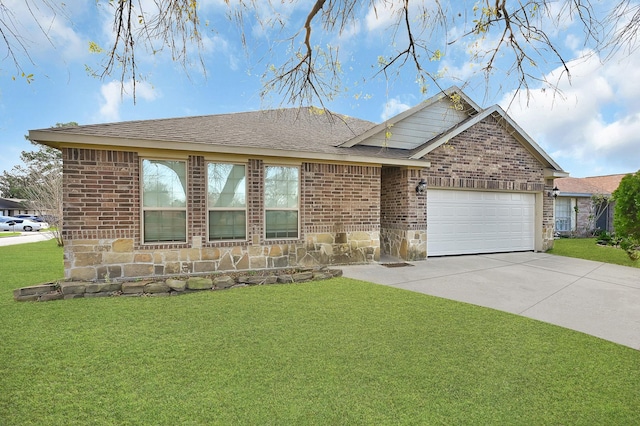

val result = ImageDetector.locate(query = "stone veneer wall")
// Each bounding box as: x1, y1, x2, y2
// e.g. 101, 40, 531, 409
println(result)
62, 148, 381, 281
380, 167, 427, 260
423, 115, 556, 251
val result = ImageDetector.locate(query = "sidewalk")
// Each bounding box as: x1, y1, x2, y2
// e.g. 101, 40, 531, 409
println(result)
341, 252, 640, 350
0, 232, 55, 247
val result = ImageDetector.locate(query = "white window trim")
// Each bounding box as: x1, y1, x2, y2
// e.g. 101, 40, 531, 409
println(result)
206, 161, 248, 242
264, 164, 300, 240
140, 157, 188, 244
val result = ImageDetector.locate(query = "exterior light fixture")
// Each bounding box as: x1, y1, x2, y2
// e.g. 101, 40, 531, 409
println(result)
416, 178, 427, 194
548, 186, 559, 198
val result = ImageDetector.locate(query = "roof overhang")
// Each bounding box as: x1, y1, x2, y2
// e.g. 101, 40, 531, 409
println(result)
29, 130, 431, 168
545, 168, 570, 179
558, 192, 595, 197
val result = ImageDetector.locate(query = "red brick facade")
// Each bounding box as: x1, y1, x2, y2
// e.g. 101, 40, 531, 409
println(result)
63, 148, 139, 242
62, 150, 382, 280
380, 167, 428, 260
60, 115, 557, 281
302, 163, 380, 232
425, 116, 546, 191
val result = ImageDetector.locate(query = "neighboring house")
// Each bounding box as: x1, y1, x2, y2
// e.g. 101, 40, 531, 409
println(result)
554, 174, 628, 235
29, 87, 568, 281
0, 198, 29, 217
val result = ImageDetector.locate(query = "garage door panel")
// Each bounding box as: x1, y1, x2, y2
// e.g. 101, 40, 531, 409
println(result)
427, 189, 535, 256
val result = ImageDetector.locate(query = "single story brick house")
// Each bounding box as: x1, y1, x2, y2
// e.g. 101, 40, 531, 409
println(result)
554, 174, 627, 235
0, 197, 29, 217
30, 87, 567, 281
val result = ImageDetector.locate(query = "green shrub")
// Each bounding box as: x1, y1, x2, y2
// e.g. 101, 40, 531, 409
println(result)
620, 237, 640, 261
613, 170, 640, 260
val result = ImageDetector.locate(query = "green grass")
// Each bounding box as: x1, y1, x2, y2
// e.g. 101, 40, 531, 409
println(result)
0, 232, 21, 238
1, 240, 639, 424
549, 237, 640, 268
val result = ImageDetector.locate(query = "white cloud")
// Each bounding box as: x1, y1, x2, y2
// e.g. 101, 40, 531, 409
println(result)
365, 1, 401, 32
2, 0, 89, 65
381, 97, 411, 121
98, 80, 158, 122
201, 34, 240, 71
499, 49, 640, 177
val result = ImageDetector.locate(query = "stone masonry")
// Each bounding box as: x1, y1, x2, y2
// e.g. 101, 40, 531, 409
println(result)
14, 267, 344, 302
62, 149, 381, 281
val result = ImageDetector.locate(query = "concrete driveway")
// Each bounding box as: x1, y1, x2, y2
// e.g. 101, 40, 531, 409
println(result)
341, 252, 640, 350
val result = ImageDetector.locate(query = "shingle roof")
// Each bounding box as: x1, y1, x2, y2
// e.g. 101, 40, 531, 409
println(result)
0, 198, 26, 209
555, 174, 629, 195
582, 174, 628, 193
38, 107, 369, 148
32, 107, 424, 163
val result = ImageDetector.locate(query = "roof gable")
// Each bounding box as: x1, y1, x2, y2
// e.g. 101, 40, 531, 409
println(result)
409, 105, 566, 175
339, 86, 481, 149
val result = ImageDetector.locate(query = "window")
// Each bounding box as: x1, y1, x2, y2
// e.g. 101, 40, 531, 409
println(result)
142, 159, 187, 243
555, 197, 572, 232
265, 165, 299, 239
208, 163, 246, 241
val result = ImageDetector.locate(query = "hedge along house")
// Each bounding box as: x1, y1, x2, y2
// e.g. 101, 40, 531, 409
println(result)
30, 87, 567, 281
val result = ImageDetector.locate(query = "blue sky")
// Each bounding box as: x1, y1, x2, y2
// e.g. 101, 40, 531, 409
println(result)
1, 0, 639, 180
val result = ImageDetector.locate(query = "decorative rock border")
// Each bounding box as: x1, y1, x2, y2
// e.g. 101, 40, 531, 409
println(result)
13, 267, 343, 302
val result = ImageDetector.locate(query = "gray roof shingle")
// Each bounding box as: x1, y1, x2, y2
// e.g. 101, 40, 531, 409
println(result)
33, 107, 419, 162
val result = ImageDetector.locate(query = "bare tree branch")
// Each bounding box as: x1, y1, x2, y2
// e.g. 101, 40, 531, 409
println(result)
4, 1, 640, 108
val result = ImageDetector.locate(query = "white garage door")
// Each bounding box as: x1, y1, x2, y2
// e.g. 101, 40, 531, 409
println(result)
427, 189, 535, 256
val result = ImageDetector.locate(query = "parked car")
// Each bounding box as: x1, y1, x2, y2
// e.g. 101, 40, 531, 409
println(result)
0, 216, 44, 232
14, 215, 50, 229
15, 214, 43, 222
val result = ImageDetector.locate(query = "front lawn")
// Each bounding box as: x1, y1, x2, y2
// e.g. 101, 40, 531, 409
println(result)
549, 237, 640, 268
0, 232, 21, 238
1, 240, 639, 424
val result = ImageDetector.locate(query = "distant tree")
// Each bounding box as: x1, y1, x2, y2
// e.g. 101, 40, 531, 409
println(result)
0, 173, 30, 199
613, 170, 640, 260
23, 170, 64, 246
0, 122, 75, 246
3, 1, 640, 105
0, 143, 61, 199
0, 123, 71, 198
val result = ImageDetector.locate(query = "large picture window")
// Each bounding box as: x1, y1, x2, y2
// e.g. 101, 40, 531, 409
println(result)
265, 165, 299, 239
208, 163, 247, 241
142, 159, 187, 243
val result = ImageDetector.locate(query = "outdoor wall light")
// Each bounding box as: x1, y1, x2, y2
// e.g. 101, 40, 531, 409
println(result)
548, 186, 559, 198
416, 178, 427, 194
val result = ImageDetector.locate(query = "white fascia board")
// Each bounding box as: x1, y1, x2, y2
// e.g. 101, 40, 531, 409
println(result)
545, 168, 570, 178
